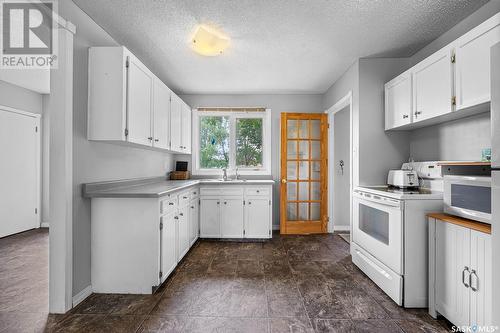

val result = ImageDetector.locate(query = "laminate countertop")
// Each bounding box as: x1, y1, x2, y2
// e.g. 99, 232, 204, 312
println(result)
83, 177, 275, 198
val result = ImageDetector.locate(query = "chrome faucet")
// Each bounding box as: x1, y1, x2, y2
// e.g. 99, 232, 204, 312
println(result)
222, 168, 228, 181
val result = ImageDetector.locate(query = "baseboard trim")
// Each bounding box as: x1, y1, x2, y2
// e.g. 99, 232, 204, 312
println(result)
333, 225, 350, 232
40, 222, 49, 228
72, 285, 92, 308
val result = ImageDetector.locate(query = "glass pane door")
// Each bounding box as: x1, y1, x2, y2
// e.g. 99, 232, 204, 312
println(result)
281, 114, 327, 234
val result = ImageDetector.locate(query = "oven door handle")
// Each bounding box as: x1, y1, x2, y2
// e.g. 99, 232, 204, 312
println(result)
353, 190, 401, 207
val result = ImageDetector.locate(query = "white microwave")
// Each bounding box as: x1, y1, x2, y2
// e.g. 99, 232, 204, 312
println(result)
444, 175, 491, 224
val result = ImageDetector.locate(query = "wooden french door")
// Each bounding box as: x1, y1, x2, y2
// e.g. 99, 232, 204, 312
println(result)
280, 113, 328, 234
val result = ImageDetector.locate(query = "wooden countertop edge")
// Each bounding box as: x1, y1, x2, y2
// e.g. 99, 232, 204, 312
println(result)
437, 162, 491, 166
427, 213, 491, 234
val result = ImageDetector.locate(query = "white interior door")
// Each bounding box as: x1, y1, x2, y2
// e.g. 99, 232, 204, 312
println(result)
127, 56, 153, 146
0, 109, 40, 237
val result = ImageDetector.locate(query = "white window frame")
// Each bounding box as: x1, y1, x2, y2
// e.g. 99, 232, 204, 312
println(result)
192, 108, 271, 176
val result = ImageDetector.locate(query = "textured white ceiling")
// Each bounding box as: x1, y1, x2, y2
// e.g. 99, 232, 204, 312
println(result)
72, 0, 488, 94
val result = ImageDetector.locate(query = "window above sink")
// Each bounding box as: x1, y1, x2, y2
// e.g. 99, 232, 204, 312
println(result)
192, 108, 271, 176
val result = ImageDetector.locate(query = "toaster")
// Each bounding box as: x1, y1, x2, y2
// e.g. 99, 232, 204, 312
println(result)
387, 170, 419, 188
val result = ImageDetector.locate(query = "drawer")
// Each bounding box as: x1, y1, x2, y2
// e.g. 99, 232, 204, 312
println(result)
178, 191, 191, 206
161, 197, 177, 214
245, 187, 270, 196
190, 188, 199, 198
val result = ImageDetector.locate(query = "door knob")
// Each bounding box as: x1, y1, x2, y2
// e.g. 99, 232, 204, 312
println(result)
281, 179, 287, 184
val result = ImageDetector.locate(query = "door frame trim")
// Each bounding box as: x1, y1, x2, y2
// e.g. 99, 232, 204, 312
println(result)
0, 105, 41, 230
325, 91, 353, 234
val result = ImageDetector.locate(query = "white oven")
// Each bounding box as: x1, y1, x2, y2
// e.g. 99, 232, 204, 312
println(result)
352, 190, 403, 274
444, 175, 491, 224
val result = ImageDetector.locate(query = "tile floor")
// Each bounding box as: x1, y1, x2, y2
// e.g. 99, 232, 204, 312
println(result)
0, 230, 452, 332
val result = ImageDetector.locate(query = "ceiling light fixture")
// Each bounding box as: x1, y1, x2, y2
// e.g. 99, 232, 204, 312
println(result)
191, 25, 229, 56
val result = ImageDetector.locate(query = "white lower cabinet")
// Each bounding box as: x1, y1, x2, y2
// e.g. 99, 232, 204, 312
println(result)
200, 198, 221, 238
245, 198, 272, 238
200, 185, 272, 239
177, 205, 190, 261
429, 217, 492, 327
189, 198, 199, 246
221, 198, 244, 238
160, 212, 177, 284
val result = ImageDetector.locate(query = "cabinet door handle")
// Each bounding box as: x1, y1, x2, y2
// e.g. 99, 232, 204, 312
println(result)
191, 206, 194, 209
402, 115, 409, 119
248, 202, 252, 205
462, 266, 470, 288
168, 202, 174, 206
174, 216, 179, 220
154, 139, 159, 142
179, 213, 184, 216
414, 111, 422, 117
183, 196, 188, 199
470, 269, 479, 292
148, 137, 153, 141
217, 202, 220, 205
224, 202, 227, 205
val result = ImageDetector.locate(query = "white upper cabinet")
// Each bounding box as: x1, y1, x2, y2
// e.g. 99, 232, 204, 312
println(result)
127, 56, 154, 146
170, 93, 183, 153
412, 46, 454, 123
153, 78, 171, 150
385, 70, 412, 130
455, 16, 500, 110
181, 102, 192, 154
385, 13, 500, 131
88, 46, 192, 153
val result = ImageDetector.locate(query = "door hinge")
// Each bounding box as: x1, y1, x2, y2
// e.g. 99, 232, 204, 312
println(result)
452, 96, 456, 106
35, 208, 38, 214
159, 271, 163, 279
125, 128, 129, 137
451, 53, 456, 63
160, 221, 163, 230
269, 229, 271, 236
35, 126, 38, 133
269, 200, 271, 205
243, 200, 245, 205
243, 230, 246, 236
125, 57, 130, 68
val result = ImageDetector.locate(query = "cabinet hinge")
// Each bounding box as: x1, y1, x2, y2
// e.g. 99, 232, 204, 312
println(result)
124, 128, 129, 137
243, 200, 245, 205
269, 229, 271, 236
451, 53, 456, 63
125, 57, 130, 68
160, 221, 163, 230
452, 96, 456, 106
159, 271, 163, 278
35, 126, 38, 133
35, 208, 38, 214
243, 230, 246, 236
269, 200, 271, 205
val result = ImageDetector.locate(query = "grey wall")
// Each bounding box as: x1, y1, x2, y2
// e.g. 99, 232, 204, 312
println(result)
410, 113, 491, 161
60, 0, 176, 297
333, 106, 350, 228
178, 94, 323, 228
358, 58, 410, 185
322, 58, 410, 187
407, 1, 500, 161
0, 80, 43, 114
